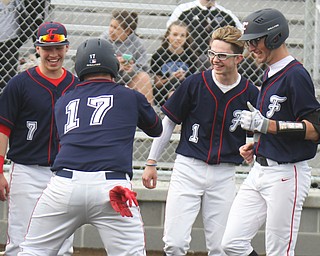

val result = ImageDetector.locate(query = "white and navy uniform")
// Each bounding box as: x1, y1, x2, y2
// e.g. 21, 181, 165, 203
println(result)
18, 79, 162, 256
154, 70, 258, 256
0, 67, 77, 256
222, 57, 320, 256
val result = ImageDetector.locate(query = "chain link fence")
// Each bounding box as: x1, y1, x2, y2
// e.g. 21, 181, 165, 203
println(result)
1, 0, 320, 172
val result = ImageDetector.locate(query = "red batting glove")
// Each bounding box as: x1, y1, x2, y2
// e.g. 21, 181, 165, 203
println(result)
109, 186, 138, 217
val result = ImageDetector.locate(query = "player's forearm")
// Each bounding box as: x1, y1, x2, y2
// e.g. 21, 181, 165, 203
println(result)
148, 116, 175, 161
303, 120, 320, 141
265, 119, 319, 141
0, 132, 9, 157
0, 132, 9, 175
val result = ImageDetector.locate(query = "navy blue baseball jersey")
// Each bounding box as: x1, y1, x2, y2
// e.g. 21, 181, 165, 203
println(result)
0, 67, 77, 166
52, 80, 162, 178
161, 70, 259, 165
255, 60, 320, 163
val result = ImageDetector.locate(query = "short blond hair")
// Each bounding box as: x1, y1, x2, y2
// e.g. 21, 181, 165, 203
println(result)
211, 25, 245, 54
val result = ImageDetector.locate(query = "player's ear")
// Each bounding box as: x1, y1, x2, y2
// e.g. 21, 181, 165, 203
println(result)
65, 44, 69, 53
35, 46, 40, 55
236, 54, 244, 65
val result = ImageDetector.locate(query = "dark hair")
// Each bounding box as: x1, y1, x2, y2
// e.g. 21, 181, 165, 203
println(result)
161, 20, 192, 49
112, 10, 138, 35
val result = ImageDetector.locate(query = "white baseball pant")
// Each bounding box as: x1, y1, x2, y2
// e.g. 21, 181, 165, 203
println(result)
222, 160, 311, 256
163, 154, 236, 256
5, 163, 73, 256
18, 170, 146, 256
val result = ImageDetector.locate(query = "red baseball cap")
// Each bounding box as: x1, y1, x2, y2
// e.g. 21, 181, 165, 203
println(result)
35, 21, 69, 47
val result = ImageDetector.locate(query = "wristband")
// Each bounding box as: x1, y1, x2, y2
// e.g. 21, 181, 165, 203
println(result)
276, 121, 306, 139
145, 163, 157, 167
0, 155, 4, 174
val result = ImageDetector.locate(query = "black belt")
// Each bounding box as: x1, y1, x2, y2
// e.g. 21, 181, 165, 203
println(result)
256, 156, 269, 166
55, 170, 127, 180
256, 156, 288, 166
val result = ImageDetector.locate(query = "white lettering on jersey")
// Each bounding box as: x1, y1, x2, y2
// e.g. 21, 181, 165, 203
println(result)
229, 110, 242, 132
189, 123, 200, 143
64, 95, 114, 134
266, 95, 287, 118
87, 95, 113, 125
64, 99, 80, 134
26, 121, 37, 140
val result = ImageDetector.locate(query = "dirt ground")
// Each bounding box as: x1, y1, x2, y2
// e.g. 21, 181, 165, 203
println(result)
1, 244, 206, 255
73, 248, 206, 255
74, 248, 208, 255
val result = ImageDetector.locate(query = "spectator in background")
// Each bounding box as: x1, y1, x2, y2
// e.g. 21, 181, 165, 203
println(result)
151, 20, 198, 107
167, 0, 242, 71
101, 10, 154, 104
0, 0, 49, 89
0, 0, 21, 89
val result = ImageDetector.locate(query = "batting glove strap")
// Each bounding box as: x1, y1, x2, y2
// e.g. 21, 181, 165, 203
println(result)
240, 102, 269, 134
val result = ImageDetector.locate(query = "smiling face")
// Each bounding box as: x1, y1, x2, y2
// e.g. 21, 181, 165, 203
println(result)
209, 39, 242, 77
36, 45, 68, 77
245, 37, 274, 65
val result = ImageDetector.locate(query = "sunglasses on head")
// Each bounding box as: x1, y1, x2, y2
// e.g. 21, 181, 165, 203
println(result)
207, 50, 242, 61
38, 34, 67, 43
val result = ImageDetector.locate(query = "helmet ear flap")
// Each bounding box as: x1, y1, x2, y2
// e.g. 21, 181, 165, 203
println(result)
265, 33, 284, 49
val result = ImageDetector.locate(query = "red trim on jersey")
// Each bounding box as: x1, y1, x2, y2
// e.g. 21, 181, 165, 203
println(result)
161, 105, 181, 123
76, 79, 114, 87
201, 71, 218, 163
259, 62, 300, 112
287, 166, 298, 255
255, 62, 300, 155
0, 116, 14, 127
0, 124, 11, 137
26, 69, 76, 164
27, 69, 55, 164
35, 66, 67, 87
61, 75, 76, 96
217, 80, 250, 163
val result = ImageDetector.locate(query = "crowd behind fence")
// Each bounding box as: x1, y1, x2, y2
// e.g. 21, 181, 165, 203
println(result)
1, 0, 320, 173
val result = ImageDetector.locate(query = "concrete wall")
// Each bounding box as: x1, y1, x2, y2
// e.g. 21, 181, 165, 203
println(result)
1, 170, 320, 255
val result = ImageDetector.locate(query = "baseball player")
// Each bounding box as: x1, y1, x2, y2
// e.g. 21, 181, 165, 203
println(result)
18, 38, 163, 256
221, 9, 320, 256
0, 21, 76, 256
142, 25, 259, 256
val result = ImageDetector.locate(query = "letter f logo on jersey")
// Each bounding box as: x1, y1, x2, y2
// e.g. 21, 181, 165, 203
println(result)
266, 95, 287, 118
229, 110, 242, 132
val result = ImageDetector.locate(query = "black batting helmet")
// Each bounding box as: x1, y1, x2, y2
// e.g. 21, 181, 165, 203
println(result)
239, 8, 289, 49
75, 38, 119, 81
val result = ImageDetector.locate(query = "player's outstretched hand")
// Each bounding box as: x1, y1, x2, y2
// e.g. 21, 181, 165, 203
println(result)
0, 174, 9, 201
240, 102, 269, 134
142, 166, 157, 189
109, 186, 138, 217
